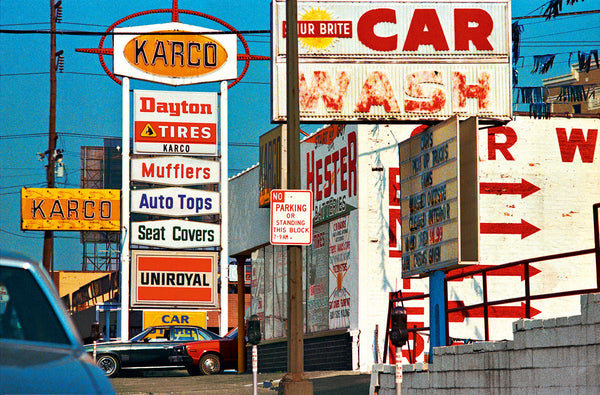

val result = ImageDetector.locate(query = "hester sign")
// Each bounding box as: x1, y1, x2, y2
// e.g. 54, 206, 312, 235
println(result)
270, 189, 313, 245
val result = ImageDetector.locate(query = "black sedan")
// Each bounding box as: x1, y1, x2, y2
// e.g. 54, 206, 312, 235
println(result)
84, 325, 221, 377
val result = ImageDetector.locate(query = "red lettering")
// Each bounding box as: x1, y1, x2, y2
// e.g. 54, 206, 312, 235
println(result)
454, 9, 494, 50
306, 151, 315, 195
452, 72, 491, 110
389, 167, 401, 207
488, 126, 517, 161
556, 128, 598, 163
141, 163, 154, 177
340, 147, 348, 192
324, 155, 332, 198
300, 71, 350, 112
347, 132, 357, 198
316, 158, 323, 201
404, 71, 446, 113
403, 9, 449, 51
357, 8, 397, 52
389, 207, 402, 258
355, 71, 400, 113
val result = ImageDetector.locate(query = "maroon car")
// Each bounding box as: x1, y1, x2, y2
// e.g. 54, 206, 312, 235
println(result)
174, 328, 238, 375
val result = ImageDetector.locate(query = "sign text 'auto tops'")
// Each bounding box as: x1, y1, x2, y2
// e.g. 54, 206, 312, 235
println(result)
134, 90, 218, 155
113, 22, 237, 86
131, 156, 219, 186
131, 187, 220, 217
131, 250, 218, 308
21, 188, 120, 231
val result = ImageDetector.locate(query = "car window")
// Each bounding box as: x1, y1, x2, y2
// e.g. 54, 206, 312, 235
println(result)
141, 328, 170, 342
0, 267, 70, 345
198, 327, 221, 340
172, 327, 200, 341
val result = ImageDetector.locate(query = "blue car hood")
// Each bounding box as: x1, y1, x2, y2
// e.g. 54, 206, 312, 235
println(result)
0, 341, 114, 394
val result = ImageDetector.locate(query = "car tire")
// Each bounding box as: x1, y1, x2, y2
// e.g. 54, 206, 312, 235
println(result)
199, 353, 221, 375
186, 365, 201, 376
97, 354, 120, 378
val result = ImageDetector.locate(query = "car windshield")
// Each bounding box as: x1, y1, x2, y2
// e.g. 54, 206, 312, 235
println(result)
0, 267, 70, 345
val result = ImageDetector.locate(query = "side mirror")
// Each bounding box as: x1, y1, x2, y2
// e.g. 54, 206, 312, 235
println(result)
143, 337, 150, 343
247, 315, 261, 345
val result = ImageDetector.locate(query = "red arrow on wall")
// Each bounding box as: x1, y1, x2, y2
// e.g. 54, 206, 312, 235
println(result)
447, 301, 541, 322
480, 179, 540, 198
480, 219, 540, 239
447, 264, 541, 282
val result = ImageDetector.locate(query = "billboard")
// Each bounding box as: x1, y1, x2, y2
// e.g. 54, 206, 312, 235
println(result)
399, 117, 479, 277
259, 125, 287, 207
113, 22, 237, 85
133, 90, 218, 156
131, 187, 220, 217
272, 0, 511, 122
131, 219, 220, 249
131, 250, 218, 308
21, 188, 120, 231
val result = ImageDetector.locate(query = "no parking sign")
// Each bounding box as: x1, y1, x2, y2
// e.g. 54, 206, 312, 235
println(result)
270, 189, 313, 245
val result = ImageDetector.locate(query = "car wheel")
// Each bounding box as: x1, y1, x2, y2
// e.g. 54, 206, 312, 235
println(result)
97, 354, 120, 378
199, 353, 221, 375
186, 365, 201, 376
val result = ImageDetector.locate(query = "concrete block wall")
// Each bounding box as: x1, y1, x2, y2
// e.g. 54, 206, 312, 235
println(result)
375, 293, 600, 394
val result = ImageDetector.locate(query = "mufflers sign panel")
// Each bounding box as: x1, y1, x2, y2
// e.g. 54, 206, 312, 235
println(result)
131, 156, 219, 185
131, 219, 220, 248
113, 22, 237, 86
131, 187, 220, 217
134, 90, 218, 155
131, 250, 218, 308
21, 188, 120, 231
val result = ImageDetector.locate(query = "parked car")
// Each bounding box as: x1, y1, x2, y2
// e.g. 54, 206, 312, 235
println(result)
174, 327, 238, 375
0, 251, 114, 394
84, 324, 222, 377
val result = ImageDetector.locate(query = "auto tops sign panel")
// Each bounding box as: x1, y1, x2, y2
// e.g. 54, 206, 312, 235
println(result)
131, 219, 220, 249
133, 90, 218, 156
131, 250, 218, 308
113, 22, 237, 85
131, 156, 219, 186
131, 187, 220, 217
272, 0, 511, 122
21, 188, 120, 231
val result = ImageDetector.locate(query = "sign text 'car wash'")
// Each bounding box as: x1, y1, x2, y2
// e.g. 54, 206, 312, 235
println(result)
134, 90, 218, 155
270, 189, 313, 245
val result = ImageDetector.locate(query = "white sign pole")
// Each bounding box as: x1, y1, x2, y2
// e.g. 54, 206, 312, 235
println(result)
219, 80, 229, 336
120, 77, 131, 341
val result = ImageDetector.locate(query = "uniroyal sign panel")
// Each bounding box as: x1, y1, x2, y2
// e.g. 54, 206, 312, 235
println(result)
133, 90, 218, 155
131, 156, 219, 185
131, 187, 220, 217
131, 250, 218, 308
271, 0, 511, 122
113, 22, 237, 85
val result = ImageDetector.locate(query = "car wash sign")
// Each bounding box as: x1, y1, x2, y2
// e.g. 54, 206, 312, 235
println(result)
272, 0, 511, 122
113, 22, 237, 85
134, 90, 218, 155
131, 250, 218, 308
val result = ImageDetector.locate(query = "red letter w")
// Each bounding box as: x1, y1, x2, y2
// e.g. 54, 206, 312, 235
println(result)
556, 128, 598, 163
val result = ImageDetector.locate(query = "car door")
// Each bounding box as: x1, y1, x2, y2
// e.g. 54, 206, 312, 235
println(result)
127, 327, 174, 367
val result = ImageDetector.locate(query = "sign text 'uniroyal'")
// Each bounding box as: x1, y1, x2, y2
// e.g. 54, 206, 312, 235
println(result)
21, 188, 120, 231
131, 156, 219, 186
134, 90, 218, 155
131, 250, 218, 308
113, 22, 237, 85
272, 0, 511, 121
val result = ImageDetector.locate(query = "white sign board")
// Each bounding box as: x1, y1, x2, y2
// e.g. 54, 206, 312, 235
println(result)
131, 219, 220, 248
131, 187, 220, 217
271, 0, 511, 122
270, 189, 313, 245
133, 90, 218, 155
131, 156, 219, 186
113, 22, 237, 86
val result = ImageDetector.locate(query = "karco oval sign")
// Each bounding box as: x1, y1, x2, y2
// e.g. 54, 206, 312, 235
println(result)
114, 22, 237, 86
123, 31, 229, 78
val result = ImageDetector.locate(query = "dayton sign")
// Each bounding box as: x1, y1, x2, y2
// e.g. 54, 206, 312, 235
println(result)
272, 0, 511, 122
134, 90, 218, 155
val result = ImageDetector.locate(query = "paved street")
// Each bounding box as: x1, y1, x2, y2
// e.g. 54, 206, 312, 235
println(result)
110, 369, 371, 395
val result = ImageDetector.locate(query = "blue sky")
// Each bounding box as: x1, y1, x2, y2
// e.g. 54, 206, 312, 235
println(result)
1, 1, 598, 271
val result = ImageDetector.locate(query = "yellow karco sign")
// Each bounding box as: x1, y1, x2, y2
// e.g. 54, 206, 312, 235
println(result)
21, 188, 120, 231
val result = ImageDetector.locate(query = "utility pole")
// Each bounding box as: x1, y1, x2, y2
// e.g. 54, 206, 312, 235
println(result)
278, 0, 313, 394
43, 0, 60, 274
